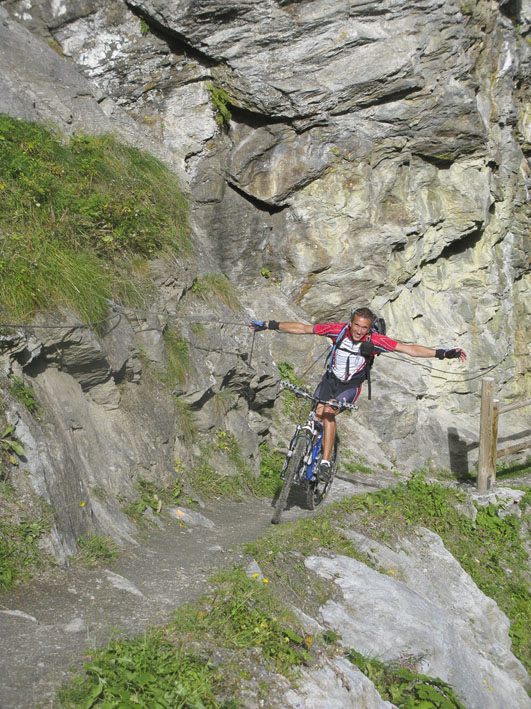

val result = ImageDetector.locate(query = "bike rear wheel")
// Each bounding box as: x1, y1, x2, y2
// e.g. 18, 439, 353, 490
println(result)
307, 437, 338, 510
271, 432, 310, 524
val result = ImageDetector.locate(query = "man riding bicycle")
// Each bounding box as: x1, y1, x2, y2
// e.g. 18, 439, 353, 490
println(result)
251, 307, 466, 482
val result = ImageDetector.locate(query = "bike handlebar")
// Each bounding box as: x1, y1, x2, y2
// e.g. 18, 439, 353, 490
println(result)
280, 380, 358, 411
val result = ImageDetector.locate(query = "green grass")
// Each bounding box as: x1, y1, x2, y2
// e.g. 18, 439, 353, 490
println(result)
0, 516, 48, 590
338, 476, 531, 671
276, 361, 311, 420
57, 630, 225, 708
173, 397, 196, 444
187, 274, 240, 310
57, 567, 310, 707
122, 478, 183, 523
163, 327, 191, 387
76, 534, 118, 568
256, 442, 284, 498
0, 115, 189, 324
345, 649, 466, 708
186, 430, 283, 502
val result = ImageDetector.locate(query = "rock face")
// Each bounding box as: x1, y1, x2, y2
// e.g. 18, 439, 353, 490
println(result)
0, 0, 529, 544
304, 526, 531, 709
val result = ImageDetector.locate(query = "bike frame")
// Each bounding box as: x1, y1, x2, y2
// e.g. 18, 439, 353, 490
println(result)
282, 409, 323, 484
272, 381, 358, 524
279, 381, 357, 485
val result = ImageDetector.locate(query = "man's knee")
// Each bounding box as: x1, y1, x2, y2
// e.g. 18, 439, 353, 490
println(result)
323, 401, 339, 418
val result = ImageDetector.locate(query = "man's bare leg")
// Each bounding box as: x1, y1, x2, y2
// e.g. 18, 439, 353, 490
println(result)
316, 402, 338, 477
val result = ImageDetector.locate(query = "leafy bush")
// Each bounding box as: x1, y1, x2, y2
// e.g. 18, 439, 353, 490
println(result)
57, 632, 223, 708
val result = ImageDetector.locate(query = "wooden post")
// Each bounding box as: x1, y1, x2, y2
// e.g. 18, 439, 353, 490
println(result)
477, 378, 495, 491
491, 399, 499, 488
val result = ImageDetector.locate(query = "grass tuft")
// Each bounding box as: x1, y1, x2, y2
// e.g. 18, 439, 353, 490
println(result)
0, 115, 189, 324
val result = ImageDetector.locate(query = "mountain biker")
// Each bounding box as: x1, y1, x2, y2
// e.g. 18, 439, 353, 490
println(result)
251, 307, 467, 482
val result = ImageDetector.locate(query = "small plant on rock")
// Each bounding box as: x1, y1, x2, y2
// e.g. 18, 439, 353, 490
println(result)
8, 376, 39, 413
206, 82, 232, 128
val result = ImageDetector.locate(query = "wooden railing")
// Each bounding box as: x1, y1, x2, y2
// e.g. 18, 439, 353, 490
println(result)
477, 377, 531, 491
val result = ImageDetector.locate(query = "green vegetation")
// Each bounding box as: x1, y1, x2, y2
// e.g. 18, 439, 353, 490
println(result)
0, 515, 48, 590
188, 274, 240, 309
0, 425, 25, 462
183, 430, 281, 502
58, 568, 311, 707
76, 534, 118, 568
8, 376, 39, 413
0, 115, 189, 324
187, 430, 251, 502
163, 327, 190, 387
56, 473, 530, 706
346, 650, 466, 708
173, 396, 196, 444
341, 452, 372, 475
276, 361, 310, 419
257, 442, 284, 498
206, 82, 232, 128
122, 478, 182, 522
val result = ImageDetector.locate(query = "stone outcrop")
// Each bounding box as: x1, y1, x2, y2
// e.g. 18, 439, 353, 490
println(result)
303, 526, 531, 709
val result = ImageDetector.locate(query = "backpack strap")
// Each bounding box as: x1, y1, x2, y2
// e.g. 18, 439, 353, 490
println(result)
327, 324, 349, 374
359, 335, 377, 400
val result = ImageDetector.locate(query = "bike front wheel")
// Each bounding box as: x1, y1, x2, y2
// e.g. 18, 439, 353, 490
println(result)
307, 437, 338, 510
271, 432, 311, 524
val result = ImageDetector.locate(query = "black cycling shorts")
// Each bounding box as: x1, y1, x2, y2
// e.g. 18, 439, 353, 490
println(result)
313, 370, 362, 407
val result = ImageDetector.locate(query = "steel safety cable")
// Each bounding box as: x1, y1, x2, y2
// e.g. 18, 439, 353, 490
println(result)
377, 344, 512, 383
108, 302, 248, 327
0, 310, 122, 332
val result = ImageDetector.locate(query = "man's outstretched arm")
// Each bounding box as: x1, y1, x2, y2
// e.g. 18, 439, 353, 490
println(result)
395, 342, 467, 362
250, 320, 314, 334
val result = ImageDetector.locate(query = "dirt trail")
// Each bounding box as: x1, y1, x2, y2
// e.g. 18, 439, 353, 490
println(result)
0, 471, 389, 709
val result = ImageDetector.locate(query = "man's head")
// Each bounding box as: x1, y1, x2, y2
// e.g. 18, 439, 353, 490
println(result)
349, 307, 374, 342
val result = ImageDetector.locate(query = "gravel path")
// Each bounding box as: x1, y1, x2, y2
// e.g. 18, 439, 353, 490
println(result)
0, 470, 392, 709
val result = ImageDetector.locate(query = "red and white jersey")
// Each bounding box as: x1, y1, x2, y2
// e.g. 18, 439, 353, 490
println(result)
313, 322, 398, 382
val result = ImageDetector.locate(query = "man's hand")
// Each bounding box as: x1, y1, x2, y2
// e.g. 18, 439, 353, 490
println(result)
250, 320, 267, 331
436, 348, 467, 362
250, 320, 280, 331
446, 348, 467, 362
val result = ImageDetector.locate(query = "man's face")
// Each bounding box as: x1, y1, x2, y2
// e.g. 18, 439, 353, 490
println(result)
350, 315, 372, 342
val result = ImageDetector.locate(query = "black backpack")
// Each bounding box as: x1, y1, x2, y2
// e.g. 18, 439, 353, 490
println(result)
327, 315, 386, 400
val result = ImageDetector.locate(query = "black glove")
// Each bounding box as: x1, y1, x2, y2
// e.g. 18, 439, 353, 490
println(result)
250, 320, 280, 332
435, 348, 460, 359
250, 320, 267, 331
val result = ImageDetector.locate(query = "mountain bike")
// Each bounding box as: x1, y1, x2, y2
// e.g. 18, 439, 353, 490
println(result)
271, 380, 358, 525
